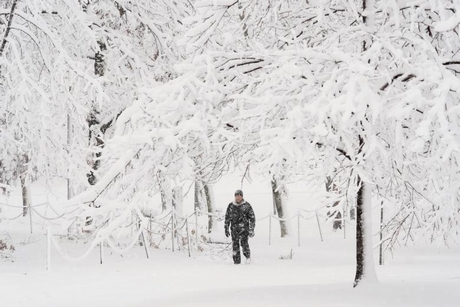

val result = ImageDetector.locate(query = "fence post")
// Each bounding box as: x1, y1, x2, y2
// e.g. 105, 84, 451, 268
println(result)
149, 213, 153, 246
46, 225, 51, 271
379, 202, 384, 265
29, 204, 33, 234
141, 229, 150, 259
195, 208, 199, 247
297, 212, 300, 247
186, 217, 192, 257
315, 211, 323, 242
131, 213, 134, 237
99, 240, 103, 264
171, 209, 175, 252
269, 214, 272, 246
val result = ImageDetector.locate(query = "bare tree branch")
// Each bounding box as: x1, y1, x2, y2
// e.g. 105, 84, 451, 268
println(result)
0, 0, 19, 57
380, 73, 417, 91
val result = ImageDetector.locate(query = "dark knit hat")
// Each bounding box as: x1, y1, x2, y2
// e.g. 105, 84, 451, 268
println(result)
234, 189, 243, 196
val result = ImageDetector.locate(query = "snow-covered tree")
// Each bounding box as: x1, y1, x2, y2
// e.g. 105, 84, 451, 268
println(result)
178, 0, 460, 287
0, 0, 107, 214
3, 0, 458, 289
0, 0, 194, 220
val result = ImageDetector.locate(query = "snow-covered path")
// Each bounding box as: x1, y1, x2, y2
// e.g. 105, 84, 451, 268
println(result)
1, 178, 459, 306
2, 232, 459, 307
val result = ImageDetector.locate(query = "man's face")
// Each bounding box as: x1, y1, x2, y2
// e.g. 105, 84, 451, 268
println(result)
235, 194, 243, 203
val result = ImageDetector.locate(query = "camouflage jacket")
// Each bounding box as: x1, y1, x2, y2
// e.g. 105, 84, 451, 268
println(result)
224, 200, 255, 234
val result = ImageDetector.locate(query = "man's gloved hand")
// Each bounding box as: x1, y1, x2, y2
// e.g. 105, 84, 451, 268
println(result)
225, 228, 230, 237
249, 229, 254, 238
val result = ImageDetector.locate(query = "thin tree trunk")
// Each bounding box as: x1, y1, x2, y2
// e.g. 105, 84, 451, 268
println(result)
20, 173, 30, 217
194, 180, 202, 210
203, 183, 215, 234
160, 180, 172, 213
161, 190, 168, 212
172, 186, 183, 216
86, 40, 107, 186
18, 153, 30, 217
86, 108, 100, 185
353, 177, 365, 286
271, 178, 288, 237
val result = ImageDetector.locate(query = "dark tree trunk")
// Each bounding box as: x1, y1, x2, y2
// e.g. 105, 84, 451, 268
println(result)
353, 177, 365, 287
354, 0, 374, 287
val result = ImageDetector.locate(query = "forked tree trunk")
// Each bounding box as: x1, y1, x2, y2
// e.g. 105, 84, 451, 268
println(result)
271, 178, 289, 237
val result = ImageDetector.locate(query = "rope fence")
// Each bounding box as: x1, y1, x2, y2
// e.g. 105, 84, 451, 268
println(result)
0, 199, 355, 270
43, 206, 333, 269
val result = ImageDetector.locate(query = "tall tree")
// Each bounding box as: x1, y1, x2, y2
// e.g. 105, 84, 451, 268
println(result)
14, 1, 457, 284
181, 0, 460, 286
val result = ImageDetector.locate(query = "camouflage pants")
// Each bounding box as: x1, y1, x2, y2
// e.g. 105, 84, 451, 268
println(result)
231, 229, 250, 264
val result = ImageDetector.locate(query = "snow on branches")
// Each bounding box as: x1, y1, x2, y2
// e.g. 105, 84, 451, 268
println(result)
2, 0, 460, 267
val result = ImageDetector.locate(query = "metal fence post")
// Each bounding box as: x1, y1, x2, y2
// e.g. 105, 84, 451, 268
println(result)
171, 209, 175, 252
195, 208, 199, 246
29, 204, 33, 234
46, 225, 51, 271
297, 212, 300, 247
379, 203, 384, 265
99, 240, 104, 264
269, 214, 272, 246
141, 229, 150, 259
316, 211, 323, 242
186, 217, 192, 257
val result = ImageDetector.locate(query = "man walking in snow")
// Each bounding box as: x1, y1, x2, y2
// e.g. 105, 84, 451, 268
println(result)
224, 189, 256, 264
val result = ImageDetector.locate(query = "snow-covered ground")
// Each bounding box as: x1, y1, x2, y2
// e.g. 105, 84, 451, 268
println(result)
2, 227, 459, 307
1, 176, 460, 306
